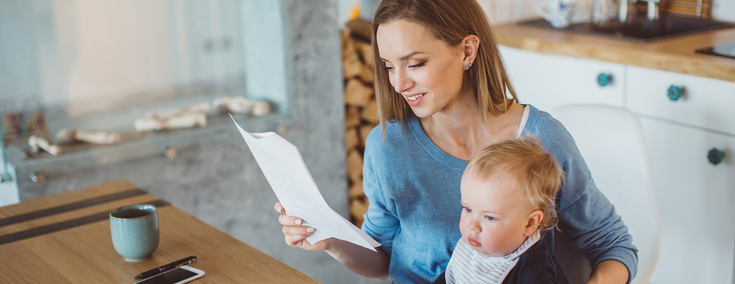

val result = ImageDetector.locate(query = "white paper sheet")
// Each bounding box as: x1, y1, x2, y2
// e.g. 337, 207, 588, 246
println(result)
231, 115, 380, 251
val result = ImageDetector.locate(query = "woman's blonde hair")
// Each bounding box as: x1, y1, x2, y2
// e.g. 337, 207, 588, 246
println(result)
466, 139, 564, 232
371, 0, 518, 130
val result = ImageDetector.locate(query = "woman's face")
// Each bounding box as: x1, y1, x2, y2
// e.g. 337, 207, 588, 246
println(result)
376, 19, 468, 118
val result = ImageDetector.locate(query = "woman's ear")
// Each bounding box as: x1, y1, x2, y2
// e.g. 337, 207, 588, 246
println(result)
462, 35, 480, 69
524, 210, 543, 237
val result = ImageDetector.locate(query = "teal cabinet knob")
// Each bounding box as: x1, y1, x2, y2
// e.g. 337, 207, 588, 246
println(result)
667, 85, 683, 101
708, 148, 725, 166
597, 73, 612, 87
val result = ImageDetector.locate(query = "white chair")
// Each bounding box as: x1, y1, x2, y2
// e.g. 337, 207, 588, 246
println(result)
549, 104, 660, 284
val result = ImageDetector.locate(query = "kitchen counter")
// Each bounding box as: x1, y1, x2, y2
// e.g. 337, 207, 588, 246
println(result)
493, 22, 735, 83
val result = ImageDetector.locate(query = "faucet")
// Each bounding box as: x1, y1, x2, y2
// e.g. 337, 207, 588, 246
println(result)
631, 0, 660, 21
619, 0, 632, 23
592, 0, 615, 24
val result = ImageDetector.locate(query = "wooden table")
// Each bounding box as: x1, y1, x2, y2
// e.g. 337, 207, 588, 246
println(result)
0, 180, 320, 284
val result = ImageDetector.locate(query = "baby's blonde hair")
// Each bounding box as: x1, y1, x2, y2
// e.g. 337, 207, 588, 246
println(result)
466, 139, 564, 232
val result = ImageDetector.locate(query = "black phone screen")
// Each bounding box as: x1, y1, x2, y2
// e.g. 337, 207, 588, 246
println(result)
136, 268, 198, 284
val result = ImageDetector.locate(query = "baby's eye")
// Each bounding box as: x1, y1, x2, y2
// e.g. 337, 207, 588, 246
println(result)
463, 206, 472, 213
484, 215, 495, 221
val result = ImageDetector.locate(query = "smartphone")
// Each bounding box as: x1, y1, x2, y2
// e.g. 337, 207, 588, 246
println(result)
134, 266, 205, 284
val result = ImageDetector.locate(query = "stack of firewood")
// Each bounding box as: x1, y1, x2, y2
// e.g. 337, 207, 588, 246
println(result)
342, 19, 375, 228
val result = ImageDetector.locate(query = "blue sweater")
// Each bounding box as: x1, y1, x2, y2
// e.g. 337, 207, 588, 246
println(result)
361, 105, 638, 283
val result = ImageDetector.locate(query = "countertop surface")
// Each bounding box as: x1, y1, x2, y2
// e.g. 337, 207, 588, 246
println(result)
493, 21, 735, 83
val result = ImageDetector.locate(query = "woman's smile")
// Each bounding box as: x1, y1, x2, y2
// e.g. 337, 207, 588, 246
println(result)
403, 93, 426, 106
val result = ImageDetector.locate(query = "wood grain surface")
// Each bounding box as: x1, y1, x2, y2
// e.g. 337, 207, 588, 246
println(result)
493, 23, 735, 83
0, 180, 319, 284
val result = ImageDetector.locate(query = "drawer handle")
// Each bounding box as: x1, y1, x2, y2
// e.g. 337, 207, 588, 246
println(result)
708, 148, 725, 166
667, 85, 683, 101
597, 73, 612, 87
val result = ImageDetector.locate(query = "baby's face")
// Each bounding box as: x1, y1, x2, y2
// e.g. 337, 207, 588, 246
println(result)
458, 170, 535, 257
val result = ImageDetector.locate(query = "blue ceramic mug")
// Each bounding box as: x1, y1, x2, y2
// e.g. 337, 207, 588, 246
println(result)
109, 204, 159, 261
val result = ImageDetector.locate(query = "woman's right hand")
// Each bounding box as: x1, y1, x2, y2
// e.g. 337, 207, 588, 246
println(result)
277, 203, 390, 278
275, 202, 333, 251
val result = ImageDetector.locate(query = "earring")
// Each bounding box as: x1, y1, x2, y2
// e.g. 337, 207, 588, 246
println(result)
464, 63, 472, 71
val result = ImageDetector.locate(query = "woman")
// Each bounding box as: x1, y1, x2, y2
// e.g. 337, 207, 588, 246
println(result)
275, 0, 637, 283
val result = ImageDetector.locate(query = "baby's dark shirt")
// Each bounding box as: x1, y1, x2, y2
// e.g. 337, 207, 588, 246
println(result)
433, 240, 570, 284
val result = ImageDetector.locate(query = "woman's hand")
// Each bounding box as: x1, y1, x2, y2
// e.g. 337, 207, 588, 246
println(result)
276, 202, 391, 278
275, 202, 333, 251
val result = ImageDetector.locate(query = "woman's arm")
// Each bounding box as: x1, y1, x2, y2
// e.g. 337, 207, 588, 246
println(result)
553, 162, 638, 283
532, 112, 638, 282
586, 260, 629, 284
325, 238, 391, 279
275, 202, 391, 279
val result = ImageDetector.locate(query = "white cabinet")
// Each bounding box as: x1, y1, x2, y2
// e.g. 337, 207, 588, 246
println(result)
641, 118, 735, 284
500, 46, 625, 111
626, 67, 735, 283
499, 45, 735, 283
627, 66, 735, 135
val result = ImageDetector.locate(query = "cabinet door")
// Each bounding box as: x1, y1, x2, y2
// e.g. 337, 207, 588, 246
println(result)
499, 46, 625, 111
627, 66, 735, 136
641, 117, 735, 284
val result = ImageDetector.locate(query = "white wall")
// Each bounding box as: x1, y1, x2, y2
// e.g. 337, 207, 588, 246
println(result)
57, 0, 176, 116
241, 0, 288, 112
0, 0, 43, 103
713, 0, 735, 22
477, 0, 543, 26
1, 0, 256, 118
337, 0, 543, 27
337, 0, 356, 26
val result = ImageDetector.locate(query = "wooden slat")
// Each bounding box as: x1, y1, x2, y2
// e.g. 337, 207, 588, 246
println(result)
0, 180, 139, 218
346, 127, 360, 151
0, 180, 319, 284
346, 150, 364, 183
0, 192, 160, 236
0, 188, 146, 227
635, 0, 711, 17
344, 79, 374, 107
0, 200, 169, 245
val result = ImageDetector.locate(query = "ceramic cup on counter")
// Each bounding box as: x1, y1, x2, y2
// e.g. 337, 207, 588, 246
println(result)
109, 204, 159, 261
535, 0, 576, 28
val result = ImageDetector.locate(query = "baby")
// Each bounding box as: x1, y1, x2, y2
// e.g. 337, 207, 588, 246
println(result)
437, 139, 569, 284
